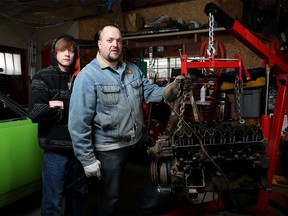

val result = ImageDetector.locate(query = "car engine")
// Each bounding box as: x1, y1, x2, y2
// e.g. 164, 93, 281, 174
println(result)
148, 115, 269, 209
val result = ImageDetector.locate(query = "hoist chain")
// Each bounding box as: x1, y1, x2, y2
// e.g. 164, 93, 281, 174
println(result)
207, 13, 215, 57
234, 75, 245, 124
148, 46, 154, 80
175, 82, 188, 136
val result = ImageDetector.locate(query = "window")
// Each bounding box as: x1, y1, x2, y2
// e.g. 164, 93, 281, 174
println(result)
0, 52, 22, 75
0, 45, 28, 105
144, 57, 181, 79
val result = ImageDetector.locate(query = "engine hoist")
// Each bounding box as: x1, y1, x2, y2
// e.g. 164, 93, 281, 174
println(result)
148, 2, 288, 214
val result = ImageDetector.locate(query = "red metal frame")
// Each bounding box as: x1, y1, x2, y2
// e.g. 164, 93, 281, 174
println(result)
180, 3, 288, 212
258, 74, 288, 209
181, 55, 241, 73
219, 20, 288, 211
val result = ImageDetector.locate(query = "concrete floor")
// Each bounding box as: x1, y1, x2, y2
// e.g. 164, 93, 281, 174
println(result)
0, 164, 287, 216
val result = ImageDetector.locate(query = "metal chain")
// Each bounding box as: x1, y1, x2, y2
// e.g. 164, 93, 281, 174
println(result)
175, 82, 187, 136
202, 12, 216, 75
148, 46, 153, 80
234, 75, 245, 124
207, 13, 215, 58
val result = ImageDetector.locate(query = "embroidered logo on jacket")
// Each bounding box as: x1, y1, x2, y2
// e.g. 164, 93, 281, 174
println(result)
125, 69, 134, 74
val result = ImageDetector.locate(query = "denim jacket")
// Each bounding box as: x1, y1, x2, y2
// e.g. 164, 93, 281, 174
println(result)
68, 52, 164, 166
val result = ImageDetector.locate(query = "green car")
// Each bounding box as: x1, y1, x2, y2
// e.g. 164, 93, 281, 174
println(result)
0, 92, 43, 207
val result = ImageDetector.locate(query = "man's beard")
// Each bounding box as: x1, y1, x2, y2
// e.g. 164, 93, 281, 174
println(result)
107, 53, 119, 62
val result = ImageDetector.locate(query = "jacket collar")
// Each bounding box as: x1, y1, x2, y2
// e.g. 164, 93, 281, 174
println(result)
96, 51, 123, 69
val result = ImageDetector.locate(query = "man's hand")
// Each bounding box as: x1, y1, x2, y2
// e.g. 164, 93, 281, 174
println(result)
163, 75, 184, 102
163, 75, 194, 102
84, 160, 101, 179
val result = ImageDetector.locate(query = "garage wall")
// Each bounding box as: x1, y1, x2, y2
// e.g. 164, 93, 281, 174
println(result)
0, 0, 280, 104
123, 0, 243, 28
0, 19, 79, 105
0, 20, 32, 49
78, 0, 266, 69
0, 19, 78, 71
0, 0, 274, 73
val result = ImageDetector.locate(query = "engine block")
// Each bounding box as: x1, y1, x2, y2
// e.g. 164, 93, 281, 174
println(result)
148, 121, 269, 208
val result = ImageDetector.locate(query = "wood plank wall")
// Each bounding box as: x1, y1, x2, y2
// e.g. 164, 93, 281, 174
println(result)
78, 0, 276, 69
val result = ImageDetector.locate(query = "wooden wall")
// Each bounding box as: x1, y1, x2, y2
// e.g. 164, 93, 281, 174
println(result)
78, 0, 275, 69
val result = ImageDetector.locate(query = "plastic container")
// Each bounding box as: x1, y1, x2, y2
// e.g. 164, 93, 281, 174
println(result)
238, 88, 262, 118
200, 85, 206, 102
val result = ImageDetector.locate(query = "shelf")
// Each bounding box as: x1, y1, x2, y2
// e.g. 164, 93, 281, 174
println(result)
123, 27, 225, 40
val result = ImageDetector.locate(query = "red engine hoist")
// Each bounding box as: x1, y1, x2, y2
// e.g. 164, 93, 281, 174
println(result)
180, 2, 288, 214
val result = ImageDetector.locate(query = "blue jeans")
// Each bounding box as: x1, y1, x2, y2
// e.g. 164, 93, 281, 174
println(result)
41, 150, 86, 216
96, 134, 159, 216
